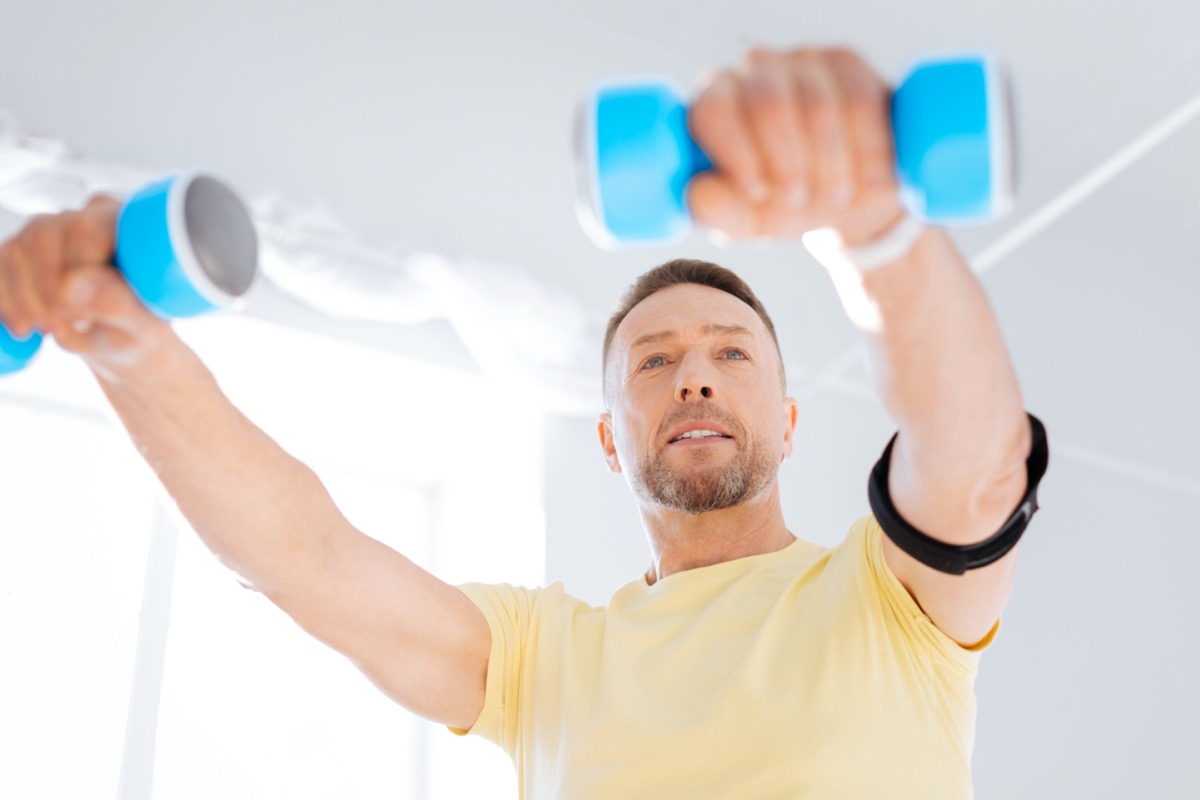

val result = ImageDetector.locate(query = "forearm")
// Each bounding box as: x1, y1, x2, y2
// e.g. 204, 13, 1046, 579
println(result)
93, 334, 340, 596
829, 227, 1030, 497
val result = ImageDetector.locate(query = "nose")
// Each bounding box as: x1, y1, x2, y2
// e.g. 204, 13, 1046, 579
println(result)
679, 385, 712, 402
675, 351, 716, 403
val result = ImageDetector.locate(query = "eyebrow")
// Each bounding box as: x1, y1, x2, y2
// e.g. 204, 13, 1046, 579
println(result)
628, 324, 754, 351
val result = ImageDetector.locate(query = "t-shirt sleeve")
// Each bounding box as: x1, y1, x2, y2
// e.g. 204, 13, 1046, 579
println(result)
856, 515, 999, 674
447, 582, 534, 754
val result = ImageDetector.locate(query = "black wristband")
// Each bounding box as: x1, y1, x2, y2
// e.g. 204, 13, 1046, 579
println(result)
867, 413, 1049, 575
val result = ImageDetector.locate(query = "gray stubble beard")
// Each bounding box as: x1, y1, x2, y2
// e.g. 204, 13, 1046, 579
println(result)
634, 432, 778, 515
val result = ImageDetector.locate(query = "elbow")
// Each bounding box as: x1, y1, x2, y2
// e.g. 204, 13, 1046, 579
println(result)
894, 414, 1035, 546
962, 418, 1035, 538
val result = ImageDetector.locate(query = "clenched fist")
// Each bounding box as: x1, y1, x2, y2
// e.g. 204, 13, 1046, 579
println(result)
0, 195, 170, 377
686, 46, 906, 247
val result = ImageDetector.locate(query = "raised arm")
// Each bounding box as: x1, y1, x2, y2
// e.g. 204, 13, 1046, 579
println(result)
686, 46, 1033, 646
0, 196, 490, 727
822, 226, 1031, 647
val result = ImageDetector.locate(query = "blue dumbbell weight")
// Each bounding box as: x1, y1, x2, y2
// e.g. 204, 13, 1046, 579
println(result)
0, 172, 258, 374
575, 51, 1015, 248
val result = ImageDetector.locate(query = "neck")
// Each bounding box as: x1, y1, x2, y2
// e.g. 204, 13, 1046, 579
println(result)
639, 483, 795, 585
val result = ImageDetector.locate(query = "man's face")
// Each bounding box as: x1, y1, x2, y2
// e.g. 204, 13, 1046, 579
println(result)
599, 284, 798, 515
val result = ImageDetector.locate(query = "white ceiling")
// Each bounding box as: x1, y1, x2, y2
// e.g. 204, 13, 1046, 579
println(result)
2, 1, 1199, 797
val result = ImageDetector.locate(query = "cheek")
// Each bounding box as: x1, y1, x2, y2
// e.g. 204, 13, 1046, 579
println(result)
614, 405, 664, 462
609, 409, 643, 457
752, 398, 788, 445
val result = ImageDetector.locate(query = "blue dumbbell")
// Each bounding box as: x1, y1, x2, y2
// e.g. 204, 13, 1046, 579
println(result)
575, 51, 1015, 247
0, 172, 258, 374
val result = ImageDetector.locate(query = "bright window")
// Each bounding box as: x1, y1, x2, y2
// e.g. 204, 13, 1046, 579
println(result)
0, 312, 543, 799
0, 396, 153, 799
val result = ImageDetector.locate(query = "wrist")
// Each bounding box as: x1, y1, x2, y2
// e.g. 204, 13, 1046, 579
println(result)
87, 325, 193, 391
802, 212, 928, 274
834, 203, 910, 249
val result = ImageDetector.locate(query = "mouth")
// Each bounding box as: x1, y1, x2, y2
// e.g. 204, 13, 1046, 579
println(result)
668, 429, 734, 444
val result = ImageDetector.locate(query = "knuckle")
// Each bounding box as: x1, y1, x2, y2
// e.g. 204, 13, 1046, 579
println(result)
831, 47, 873, 83
743, 46, 778, 68
788, 46, 820, 65
835, 50, 883, 93
703, 69, 738, 99
690, 77, 736, 132
16, 215, 47, 247
790, 47, 830, 80
83, 194, 120, 226
84, 192, 116, 210
828, 46, 860, 66
66, 210, 96, 241
68, 211, 111, 258
20, 215, 62, 263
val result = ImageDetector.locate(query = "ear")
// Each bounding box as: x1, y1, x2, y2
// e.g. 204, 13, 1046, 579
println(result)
780, 396, 799, 461
597, 412, 623, 474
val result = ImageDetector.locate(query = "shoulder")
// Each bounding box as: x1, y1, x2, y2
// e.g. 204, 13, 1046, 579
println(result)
457, 580, 599, 629
828, 517, 994, 671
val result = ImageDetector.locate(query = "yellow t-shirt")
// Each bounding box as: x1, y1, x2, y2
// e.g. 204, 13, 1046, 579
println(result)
455, 516, 997, 799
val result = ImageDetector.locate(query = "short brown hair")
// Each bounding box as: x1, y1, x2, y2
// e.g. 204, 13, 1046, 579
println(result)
602, 258, 785, 403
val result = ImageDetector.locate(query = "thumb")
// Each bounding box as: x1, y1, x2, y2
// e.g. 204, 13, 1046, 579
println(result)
687, 173, 760, 238
58, 266, 159, 336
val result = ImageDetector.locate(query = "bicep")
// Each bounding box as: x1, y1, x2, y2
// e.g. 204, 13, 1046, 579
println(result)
267, 521, 491, 730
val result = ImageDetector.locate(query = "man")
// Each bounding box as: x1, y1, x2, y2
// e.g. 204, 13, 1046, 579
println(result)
0, 47, 1044, 797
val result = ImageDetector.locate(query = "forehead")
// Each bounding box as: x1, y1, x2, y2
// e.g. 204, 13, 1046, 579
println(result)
614, 283, 769, 355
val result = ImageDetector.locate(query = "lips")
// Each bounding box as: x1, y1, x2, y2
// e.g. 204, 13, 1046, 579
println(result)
670, 429, 732, 444
666, 422, 734, 444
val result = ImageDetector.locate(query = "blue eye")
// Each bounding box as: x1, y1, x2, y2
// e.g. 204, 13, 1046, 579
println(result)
722, 349, 747, 360
642, 355, 666, 370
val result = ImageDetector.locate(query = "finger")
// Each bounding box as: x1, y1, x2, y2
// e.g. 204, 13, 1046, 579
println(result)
741, 49, 813, 207
788, 49, 855, 210
829, 48, 896, 197
51, 272, 111, 355
54, 317, 136, 359
686, 172, 760, 238
53, 196, 123, 339
756, 194, 818, 238
688, 70, 770, 205
54, 266, 156, 364
19, 215, 67, 331
59, 265, 154, 337
0, 243, 21, 336
49, 316, 96, 355
66, 195, 120, 268
5, 244, 47, 337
